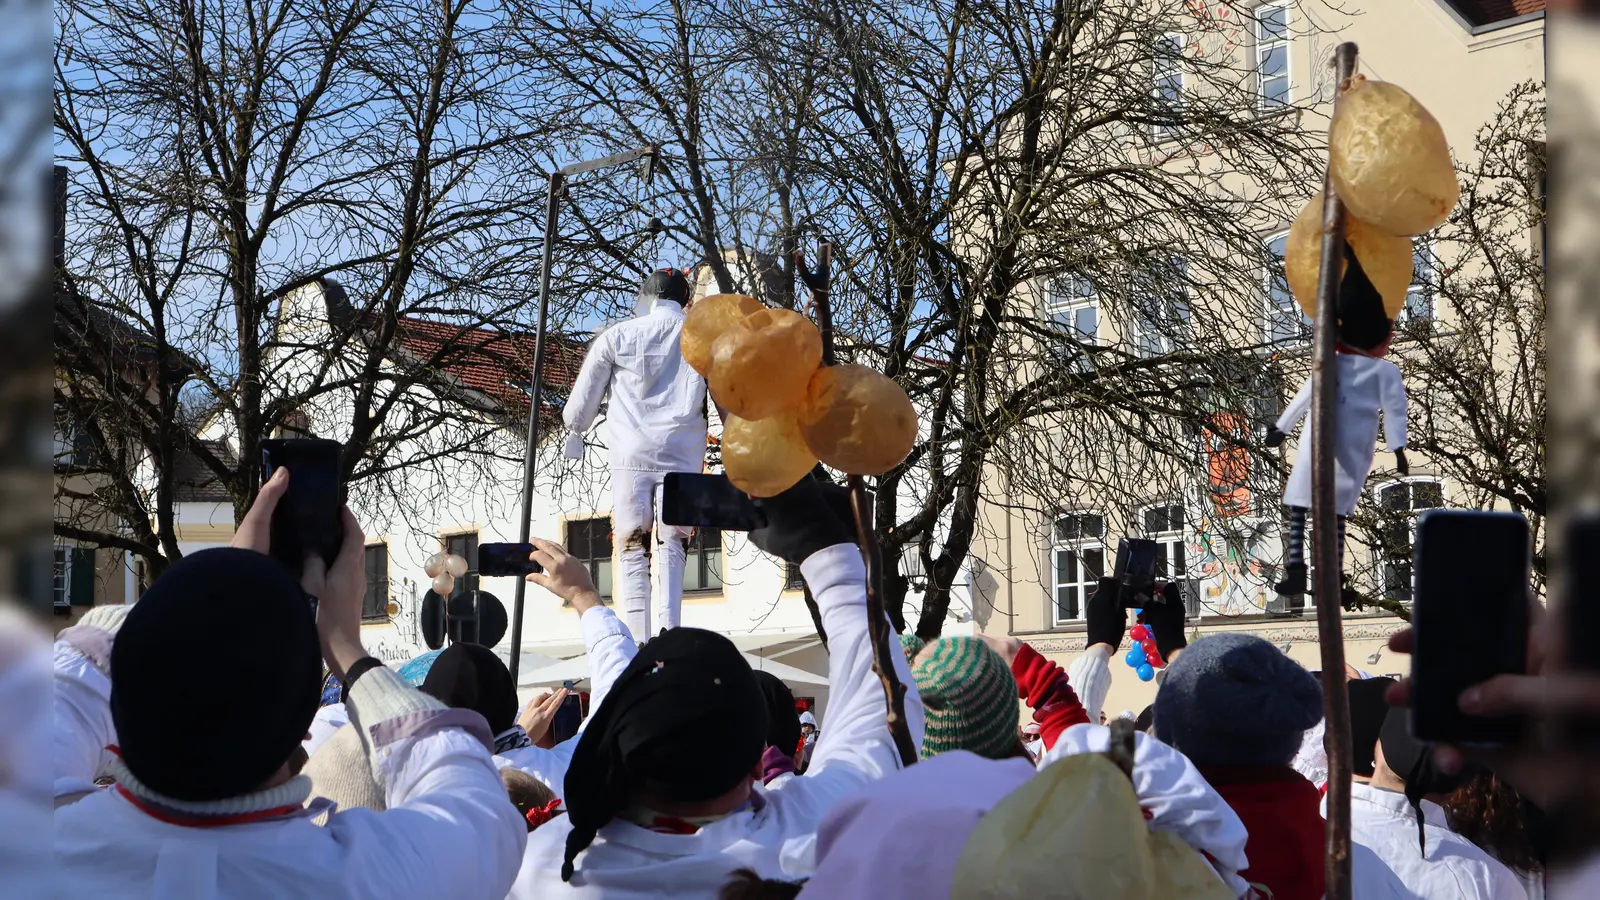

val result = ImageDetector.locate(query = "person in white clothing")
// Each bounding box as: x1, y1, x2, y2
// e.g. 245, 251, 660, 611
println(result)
1350, 706, 1528, 900
53, 469, 526, 900
562, 267, 708, 640
1266, 246, 1408, 603
509, 475, 925, 899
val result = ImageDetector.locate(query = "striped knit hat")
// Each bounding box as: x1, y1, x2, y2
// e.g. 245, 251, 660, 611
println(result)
912, 637, 1019, 760
898, 632, 926, 663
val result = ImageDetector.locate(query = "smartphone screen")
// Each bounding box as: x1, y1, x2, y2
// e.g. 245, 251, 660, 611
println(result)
551, 690, 583, 744
1114, 538, 1159, 607
1411, 509, 1531, 745
261, 438, 344, 573
479, 542, 543, 577
661, 472, 768, 531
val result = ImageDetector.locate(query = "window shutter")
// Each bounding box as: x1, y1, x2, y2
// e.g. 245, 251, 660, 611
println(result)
70, 547, 95, 606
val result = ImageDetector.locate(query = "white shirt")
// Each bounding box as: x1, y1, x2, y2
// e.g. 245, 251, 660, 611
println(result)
563, 301, 708, 473
1038, 725, 1252, 897
303, 702, 349, 758
508, 543, 926, 899
1277, 352, 1408, 515
1350, 782, 1528, 900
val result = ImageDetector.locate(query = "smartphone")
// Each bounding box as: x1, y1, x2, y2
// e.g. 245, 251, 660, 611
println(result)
1411, 509, 1531, 745
1113, 538, 1160, 607
551, 681, 583, 744
261, 438, 345, 574
1563, 513, 1600, 742
479, 542, 543, 577
661, 472, 768, 531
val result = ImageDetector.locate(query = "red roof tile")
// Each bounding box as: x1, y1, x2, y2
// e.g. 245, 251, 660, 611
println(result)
1445, 0, 1545, 26
390, 317, 586, 428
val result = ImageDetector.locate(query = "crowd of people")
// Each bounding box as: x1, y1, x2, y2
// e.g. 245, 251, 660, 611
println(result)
31, 459, 1598, 897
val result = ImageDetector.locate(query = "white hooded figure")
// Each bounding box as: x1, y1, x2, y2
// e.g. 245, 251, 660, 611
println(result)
562, 268, 708, 640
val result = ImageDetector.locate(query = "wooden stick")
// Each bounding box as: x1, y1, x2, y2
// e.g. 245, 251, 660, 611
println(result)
1311, 41, 1360, 900
796, 244, 920, 768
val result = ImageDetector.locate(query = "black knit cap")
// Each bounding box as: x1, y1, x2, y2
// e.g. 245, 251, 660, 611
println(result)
639, 267, 690, 306
561, 627, 767, 882
754, 670, 800, 760
111, 547, 321, 802
422, 642, 518, 737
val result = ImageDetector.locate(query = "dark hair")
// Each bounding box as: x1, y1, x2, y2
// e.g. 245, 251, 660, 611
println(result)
1442, 772, 1542, 875
719, 869, 804, 900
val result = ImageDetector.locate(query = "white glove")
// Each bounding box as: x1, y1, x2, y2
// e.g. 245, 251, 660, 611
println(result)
563, 432, 585, 460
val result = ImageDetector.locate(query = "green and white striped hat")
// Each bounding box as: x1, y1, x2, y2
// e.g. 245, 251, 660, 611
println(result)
912, 636, 1019, 760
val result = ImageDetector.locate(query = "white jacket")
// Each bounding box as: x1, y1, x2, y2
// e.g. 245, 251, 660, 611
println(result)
563, 301, 707, 473
494, 605, 636, 789
1350, 782, 1528, 900
508, 543, 926, 898
1277, 352, 1408, 515
53, 630, 527, 900
1037, 724, 1252, 897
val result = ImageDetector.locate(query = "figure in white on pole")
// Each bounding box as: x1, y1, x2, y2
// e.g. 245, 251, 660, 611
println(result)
562, 267, 707, 640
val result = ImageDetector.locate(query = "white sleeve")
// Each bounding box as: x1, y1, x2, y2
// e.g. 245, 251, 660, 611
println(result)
1066, 644, 1113, 725
1379, 362, 1408, 451
562, 331, 616, 435
329, 667, 528, 900
53, 636, 115, 799
1038, 724, 1251, 896
1275, 373, 1315, 434
578, 603, 637, 726
763, 543, 925, 858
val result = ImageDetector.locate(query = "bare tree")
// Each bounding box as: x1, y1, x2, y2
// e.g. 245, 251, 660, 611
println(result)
52, 0, 614, 573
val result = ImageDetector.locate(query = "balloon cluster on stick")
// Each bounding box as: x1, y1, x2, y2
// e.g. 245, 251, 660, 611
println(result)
424, 552, 470, 595
1123, 610, 1165, 682
1284, 74, 1458, 320
683, 295, 919, 496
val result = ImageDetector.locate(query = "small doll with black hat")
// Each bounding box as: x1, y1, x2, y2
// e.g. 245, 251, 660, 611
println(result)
1267, 242, 1409, 606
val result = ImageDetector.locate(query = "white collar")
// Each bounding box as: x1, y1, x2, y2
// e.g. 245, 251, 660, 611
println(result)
1351, 782, 1451, 829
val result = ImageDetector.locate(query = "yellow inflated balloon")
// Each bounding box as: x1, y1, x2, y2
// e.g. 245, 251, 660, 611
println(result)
797, 364, 917, 475
1329, 75, 1459, 236
1286, 192, 1414, 319
708, 308, 823, 421
681, 293, 763, 378
721, 412, 818, 498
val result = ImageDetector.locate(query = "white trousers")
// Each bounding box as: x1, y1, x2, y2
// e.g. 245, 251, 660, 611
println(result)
612, 469, 691, 640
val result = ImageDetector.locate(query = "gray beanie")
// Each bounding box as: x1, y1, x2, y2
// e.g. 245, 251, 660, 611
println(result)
1153, 632, 1322, 767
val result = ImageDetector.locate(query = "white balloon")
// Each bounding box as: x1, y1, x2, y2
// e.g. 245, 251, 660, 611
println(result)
431, 573, 455, 595
444, 554, 469, 577
423, 552, 446, 578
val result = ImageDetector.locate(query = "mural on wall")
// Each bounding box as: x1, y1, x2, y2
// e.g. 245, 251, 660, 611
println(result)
1185, 514, 1279, 616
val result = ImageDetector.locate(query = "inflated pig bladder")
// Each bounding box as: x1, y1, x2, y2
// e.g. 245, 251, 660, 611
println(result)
797, 364, 918, 475
721, 412, 818, 498
708, 308, 823, 421
1286, 192, 1414, 319
1329, 75, 1458, 236
681, 293, 763, 378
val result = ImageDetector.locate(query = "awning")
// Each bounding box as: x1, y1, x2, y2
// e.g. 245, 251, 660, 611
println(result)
505, 627, 819, 665
518, 648, 828, 689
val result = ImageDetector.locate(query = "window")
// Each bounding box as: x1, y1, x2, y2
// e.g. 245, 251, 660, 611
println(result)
1152, 33, 1185, 140
1397, 238, 1436, 329
685, 527, 724, 593
53, 406, 96, 469
363, 543, 390, 620
1256, 2, 1290, 110
1142, 503, 1188, 578
1052, 512, 1105, 623
1044, 274, 1099, 342
784, 560, 805, 591
1131, 256, 1190, 357
1377, 479, 1444, 603
566, 517, 614, 601
1265, 232, 1311, 344
445, 532, 479, 600
52, 545, 94, 609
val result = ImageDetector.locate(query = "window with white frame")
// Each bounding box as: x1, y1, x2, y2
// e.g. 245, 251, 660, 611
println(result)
1397, 238, 1437, 329
1142, 502, 1188, 581
684, 527, 724, 593
1131, 256, 1190, 357
1264, 232, 1311, 344
1052, 512, 1106, 623
566, 517, 614, 602
53, 546, 71, 609
1044, 274, 1099, 343
1256, 2, 1290, 110
1377, 478, 1444, 603
1152, 32, 1185, 140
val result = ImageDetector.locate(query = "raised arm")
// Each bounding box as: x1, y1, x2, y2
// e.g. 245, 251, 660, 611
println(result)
562, 330, 616, 437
